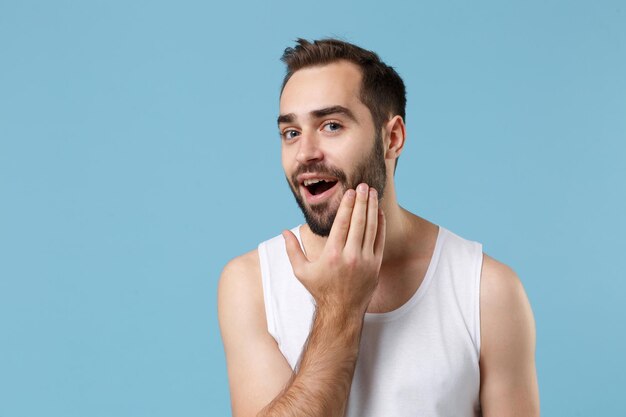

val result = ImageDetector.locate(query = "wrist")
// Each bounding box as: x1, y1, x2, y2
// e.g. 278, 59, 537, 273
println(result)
315, 303, 365, 333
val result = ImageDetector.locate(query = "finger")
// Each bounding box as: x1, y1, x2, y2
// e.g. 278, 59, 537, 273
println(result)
327, 188, 356, 249
345, 183, 369, 251
373, 208, 386, 257
282, 230, 308, 275
362, 187, 379, 252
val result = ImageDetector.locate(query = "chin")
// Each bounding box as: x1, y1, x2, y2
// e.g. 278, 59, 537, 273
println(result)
304, 203, 340, 237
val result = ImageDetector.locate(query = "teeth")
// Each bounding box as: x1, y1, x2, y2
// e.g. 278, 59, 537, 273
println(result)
303, 178, 329, 186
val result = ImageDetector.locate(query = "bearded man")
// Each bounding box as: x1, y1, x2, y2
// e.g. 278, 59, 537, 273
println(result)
218, 38, 540, 417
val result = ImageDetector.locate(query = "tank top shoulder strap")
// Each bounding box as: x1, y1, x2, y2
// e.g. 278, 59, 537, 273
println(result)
435, 227, 484, 355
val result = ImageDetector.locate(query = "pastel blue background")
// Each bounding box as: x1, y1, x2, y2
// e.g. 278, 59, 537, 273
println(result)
1, 0, 624, 415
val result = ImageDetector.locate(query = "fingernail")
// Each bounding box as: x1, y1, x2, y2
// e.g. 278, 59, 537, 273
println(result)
357, 183, 368, 194
369, 188, 377, 198
345, 189, 356, 199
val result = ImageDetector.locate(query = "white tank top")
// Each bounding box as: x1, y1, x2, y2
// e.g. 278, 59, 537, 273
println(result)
258, 224, 483, 417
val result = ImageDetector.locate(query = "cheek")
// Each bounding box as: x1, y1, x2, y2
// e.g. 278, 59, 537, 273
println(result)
281, 147, 292, 173
342, 151, 367, 175
281, 150, 299, 188
325, 142, 354, 168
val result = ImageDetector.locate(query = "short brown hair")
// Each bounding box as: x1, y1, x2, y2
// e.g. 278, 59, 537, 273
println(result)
280, 38, 407, 134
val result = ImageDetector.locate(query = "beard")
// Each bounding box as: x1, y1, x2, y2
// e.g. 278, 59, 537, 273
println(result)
286, 132, 387, 237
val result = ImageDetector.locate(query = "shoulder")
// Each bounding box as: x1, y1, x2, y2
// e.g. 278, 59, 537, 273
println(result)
218, 249, 264, 330
480, 253, 534, 336
479, 253, 539, 414
479, 252, 536, 365
218, 228, 293, 326
220, 249, 261, 287
480, 253, 527, 306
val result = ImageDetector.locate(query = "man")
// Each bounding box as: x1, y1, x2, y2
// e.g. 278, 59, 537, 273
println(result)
218, 38, 539, 417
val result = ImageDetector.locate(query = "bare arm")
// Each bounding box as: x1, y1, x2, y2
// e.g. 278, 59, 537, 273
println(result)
479, 254, 540, 417
219, 184, 385, 417
218, 251, 294, 416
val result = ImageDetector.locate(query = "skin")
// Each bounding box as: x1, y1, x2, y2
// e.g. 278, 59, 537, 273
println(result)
218, 60, 540, 416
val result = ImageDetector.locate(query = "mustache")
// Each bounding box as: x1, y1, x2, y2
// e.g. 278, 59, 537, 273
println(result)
290, 162, 348, 186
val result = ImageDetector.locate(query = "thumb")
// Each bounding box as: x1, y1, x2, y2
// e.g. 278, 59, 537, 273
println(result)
282, 230, 307, 275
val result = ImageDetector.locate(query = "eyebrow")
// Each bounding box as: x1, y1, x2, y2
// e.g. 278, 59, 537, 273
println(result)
277, 105, 358, 126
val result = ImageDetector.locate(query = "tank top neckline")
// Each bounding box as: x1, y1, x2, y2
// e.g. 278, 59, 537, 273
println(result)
293, 224, 447, 323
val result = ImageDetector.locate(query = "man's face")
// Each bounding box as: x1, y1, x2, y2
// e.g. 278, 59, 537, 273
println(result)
278, 61, 387, 237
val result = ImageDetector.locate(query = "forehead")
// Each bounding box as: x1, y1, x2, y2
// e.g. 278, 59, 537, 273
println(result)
279, 61, 366, 118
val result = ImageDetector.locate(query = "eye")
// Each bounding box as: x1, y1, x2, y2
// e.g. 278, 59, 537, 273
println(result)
282, 129, 300, 140
322, 121, 342, 133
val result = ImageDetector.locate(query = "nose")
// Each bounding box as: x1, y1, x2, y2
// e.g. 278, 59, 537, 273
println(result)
295, 132, 324, 164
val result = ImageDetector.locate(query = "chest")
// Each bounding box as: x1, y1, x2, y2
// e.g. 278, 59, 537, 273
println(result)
346, 306, 481, 416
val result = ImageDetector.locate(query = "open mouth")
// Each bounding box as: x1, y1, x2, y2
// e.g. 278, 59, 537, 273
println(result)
300, 177, 340, 203
303, 178, 339, 196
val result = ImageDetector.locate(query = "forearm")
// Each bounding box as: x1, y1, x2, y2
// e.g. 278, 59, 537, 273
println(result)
258, 306, 364, 417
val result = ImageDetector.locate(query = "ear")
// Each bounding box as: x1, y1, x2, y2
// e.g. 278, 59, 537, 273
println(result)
383, 115, 406, 160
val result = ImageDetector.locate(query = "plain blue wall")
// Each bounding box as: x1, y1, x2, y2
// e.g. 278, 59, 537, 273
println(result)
1, 1, 624, 415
